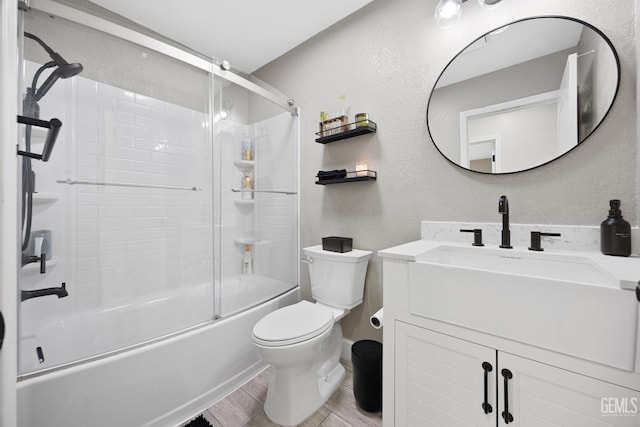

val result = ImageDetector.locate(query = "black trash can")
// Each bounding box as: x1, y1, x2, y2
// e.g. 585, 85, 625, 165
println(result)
351, 339, 382, 412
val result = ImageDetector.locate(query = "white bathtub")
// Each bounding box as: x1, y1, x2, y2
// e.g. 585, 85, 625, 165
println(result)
17, 286, 299, 427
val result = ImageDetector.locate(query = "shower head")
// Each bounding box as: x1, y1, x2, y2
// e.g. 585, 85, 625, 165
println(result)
24, 32, 84, 101
57, 62, 84, 79
33, 62, 83, 102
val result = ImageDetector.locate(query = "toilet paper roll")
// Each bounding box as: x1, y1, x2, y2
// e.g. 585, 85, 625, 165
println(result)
370, 308, 383, 329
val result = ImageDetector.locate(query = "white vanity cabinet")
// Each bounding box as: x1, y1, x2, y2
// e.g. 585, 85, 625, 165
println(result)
395, 322, 640, 427
380, 236, 640, 427
395, 322, 495, 426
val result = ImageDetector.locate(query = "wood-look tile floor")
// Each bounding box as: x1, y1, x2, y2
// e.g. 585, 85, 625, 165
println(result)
198, 364, 382, 427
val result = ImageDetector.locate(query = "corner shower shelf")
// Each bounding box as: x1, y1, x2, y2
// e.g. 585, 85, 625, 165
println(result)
233, 199, 255, 207
32, 192, 61, 204
22, 256, 60, 273
233, 160, 255, 170
315, 170, 377, 185
234, 238, 271, 246
315, 119, 377, 144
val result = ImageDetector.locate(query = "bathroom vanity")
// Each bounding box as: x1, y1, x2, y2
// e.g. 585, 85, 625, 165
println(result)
379, 222, 640, 426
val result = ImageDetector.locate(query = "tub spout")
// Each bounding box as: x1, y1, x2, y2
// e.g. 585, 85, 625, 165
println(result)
21, 282, 67, 302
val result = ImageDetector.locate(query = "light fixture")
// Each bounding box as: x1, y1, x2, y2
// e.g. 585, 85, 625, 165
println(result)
434, 0, 464, 29
434, 0, 503, 28
220, 99, 232, 120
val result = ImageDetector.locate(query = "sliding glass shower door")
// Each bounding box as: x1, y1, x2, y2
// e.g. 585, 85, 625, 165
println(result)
214, 78, 299, 317
18, 9, 215, 374
18, 4, 299, 377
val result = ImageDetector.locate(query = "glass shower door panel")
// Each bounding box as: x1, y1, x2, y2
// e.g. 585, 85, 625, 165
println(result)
19, 10, 215, 373
216, 81, 298, 317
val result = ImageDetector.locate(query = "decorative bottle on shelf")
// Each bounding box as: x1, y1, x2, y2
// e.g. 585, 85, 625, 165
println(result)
242, 244, 253, 274
241, 170, 253, 200
600, 199, 631, 257
242, 136, 253, 161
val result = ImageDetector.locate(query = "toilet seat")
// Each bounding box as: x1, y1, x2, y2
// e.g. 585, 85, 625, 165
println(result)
253, 301, 333, 347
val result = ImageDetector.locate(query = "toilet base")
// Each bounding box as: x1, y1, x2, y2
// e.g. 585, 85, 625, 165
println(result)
262, 324, 345, 426
264, 362, 345, 427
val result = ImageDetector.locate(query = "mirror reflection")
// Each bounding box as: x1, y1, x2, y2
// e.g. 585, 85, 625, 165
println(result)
427, 17, 619, 174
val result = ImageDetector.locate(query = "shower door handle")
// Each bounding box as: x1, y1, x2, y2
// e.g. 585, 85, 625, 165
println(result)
0, 310, 4, 351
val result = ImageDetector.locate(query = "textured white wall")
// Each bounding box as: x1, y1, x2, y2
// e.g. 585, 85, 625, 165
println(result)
254, 0, 638, 343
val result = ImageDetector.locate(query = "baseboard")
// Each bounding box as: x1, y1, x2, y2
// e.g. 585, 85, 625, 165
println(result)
341, 338, 354, 366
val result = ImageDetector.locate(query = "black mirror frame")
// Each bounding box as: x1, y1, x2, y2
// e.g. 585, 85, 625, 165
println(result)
426, 15, 621, 175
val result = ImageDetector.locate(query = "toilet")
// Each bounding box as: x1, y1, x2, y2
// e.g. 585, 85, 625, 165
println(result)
252, 245, 372, 426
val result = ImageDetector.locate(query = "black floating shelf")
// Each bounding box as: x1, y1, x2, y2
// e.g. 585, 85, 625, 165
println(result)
315, 120, 377, 144
315, 170, 377, 185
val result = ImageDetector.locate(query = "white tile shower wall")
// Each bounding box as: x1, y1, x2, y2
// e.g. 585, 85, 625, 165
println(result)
255, 113, 297, 285
71, 73, 213, 312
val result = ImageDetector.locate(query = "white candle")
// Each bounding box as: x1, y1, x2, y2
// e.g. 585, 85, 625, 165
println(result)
356, 162, 368, 177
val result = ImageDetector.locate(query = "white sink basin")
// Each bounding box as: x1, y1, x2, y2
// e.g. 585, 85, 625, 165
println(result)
415, 245, 619, 287
409, 244, 638, 371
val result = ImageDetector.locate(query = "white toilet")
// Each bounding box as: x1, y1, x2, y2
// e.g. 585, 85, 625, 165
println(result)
252, 244, 372, 426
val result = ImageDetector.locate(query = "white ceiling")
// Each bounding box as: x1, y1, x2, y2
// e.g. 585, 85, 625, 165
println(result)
88, 0, 374, 74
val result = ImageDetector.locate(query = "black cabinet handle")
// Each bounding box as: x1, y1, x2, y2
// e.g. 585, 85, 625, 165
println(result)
501, 369, 514, 424
482, 362, 493, 414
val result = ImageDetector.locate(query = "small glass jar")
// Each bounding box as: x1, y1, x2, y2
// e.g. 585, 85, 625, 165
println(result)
355, 113, 369, 128
241, 171, 253, 200
242, 136, 253, 161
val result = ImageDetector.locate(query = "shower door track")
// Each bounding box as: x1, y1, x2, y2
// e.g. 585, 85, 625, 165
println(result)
28, 0, 297, 115
56, 178, 203, 192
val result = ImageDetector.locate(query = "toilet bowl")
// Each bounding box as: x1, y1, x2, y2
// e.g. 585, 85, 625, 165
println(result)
253, 300, 345, 426
251, 245, 372, 426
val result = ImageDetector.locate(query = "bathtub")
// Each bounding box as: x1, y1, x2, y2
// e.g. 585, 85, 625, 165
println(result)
17, 285, 299, 427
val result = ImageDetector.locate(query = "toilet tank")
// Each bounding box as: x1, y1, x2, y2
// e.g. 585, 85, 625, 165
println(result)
303, 245, 373, 309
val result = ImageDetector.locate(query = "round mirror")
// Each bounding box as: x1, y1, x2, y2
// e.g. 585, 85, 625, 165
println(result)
427, 16, 620, 174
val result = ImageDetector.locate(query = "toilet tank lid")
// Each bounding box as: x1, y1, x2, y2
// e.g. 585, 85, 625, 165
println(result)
303, 245, 372, 263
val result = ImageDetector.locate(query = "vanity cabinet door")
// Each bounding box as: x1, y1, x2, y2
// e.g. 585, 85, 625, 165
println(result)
498, 352, 640, 427
395, 322, 496, 427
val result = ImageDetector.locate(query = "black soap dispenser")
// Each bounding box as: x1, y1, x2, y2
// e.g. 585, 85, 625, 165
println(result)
600, 199, 631, 257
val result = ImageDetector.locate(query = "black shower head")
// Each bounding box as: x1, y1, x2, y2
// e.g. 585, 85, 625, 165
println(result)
57, 62, 84, 79
34, 63, 83, 102
24, 32, 84, 101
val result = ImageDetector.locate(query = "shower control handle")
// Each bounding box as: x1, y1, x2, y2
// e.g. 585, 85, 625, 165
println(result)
40, 253, 46, 274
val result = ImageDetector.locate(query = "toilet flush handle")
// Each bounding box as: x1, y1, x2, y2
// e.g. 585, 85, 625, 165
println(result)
301, 257, 314, 264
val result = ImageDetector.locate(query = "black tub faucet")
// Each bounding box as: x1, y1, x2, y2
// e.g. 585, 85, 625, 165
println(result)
21, 282, 68, 302
498, 195, 512, 249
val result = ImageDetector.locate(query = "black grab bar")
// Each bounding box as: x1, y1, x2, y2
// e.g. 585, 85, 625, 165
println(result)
16, 115, 62, 162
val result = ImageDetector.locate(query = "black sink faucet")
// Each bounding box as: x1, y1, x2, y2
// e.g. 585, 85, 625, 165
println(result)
498, 195, 512, 249
21, 282, 68, 302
